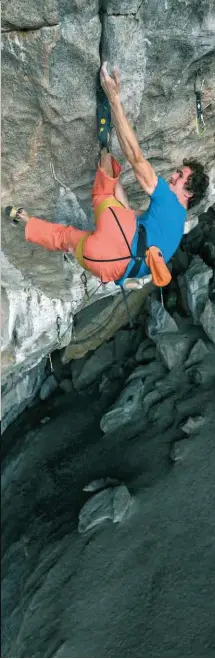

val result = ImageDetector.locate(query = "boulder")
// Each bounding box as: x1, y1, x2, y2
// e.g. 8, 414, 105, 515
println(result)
185, 339, 209, 368
188, 356, 215, 387
156, 368, 188, 397
72, 341, 115, 390
156, 333, 190, 370
100, 377, 144, 434
78, 485, 132, 533
200, 300, 215, 344
145, 299, 178, 341
126, 361, 166, 383
178, 256, 213, 324
135, 342, 156, 363
170, 438, 193, 462
181, 416, 205, 436
113, 328, 134, 362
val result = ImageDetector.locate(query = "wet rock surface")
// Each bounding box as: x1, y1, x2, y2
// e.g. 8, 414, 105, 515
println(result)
2, 204, 215, 658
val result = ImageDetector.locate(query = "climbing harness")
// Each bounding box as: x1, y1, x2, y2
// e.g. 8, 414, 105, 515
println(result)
76, 205, 171, 288
194, 70, 205, 136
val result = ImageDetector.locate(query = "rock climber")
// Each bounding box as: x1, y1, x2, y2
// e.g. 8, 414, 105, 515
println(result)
16, 62, 209, 288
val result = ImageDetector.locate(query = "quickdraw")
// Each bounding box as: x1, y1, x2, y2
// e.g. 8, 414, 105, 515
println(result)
56, 316, 61, 342
81, 271, 89, 301
194, 70, 205, 136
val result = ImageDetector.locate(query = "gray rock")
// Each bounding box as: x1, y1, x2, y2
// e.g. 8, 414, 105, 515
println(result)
188, 355, 215, 387
39, 374, 58, 401
135, 338, 153, 362
149, 396, 175, 429
100, 378, 144, 434
172, 249, 190, 275
99, 374, 110, 393
170, 439, 193, 462
135, 342, 156, 363
185, 339, 209, 368
127, 361, 166, 383
143, 390, 160, 414
146, 300, 178, 341
181, 416, 205, 436
201, 241, 215, 268
114, 329, 133, 362
165, 291, 178, 312
83, 478, 120, 493
72, 341, 115, 390
156, 368, 188, 396
200, 300, 215, 344
78, 489, 114, 534
59, 378, 73, 393
40, 416, 51, 425
156, 333, 190, 370
178, 256, 213, 324
113, 486, 132, 523
78, 485, 132, 533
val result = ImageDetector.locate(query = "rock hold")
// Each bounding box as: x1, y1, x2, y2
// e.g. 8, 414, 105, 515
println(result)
78, 485, 132, 533
181, 416, 205, 436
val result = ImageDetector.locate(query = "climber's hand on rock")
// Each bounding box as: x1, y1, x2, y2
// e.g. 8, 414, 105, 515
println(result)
100, 62, 120, 105
17, 209, 30, 223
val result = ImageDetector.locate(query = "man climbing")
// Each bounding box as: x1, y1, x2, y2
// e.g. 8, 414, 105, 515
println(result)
17, 62, 209, 287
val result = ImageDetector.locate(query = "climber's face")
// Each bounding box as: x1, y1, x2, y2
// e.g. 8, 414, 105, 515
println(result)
169, 165, 193, 202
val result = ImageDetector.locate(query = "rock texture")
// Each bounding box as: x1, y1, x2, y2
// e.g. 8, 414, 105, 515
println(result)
2, 226, 215, 656
1, 0, 215, 398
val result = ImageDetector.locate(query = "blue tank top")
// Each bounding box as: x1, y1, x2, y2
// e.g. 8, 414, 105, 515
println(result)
115, 176, 186, 286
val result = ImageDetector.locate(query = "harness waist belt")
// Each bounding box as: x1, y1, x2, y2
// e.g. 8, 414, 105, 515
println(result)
129, 225, 147, 278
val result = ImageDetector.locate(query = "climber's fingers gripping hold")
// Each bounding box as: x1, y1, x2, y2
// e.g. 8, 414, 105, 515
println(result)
17, 209, 30, 223
100, 62, 120, 105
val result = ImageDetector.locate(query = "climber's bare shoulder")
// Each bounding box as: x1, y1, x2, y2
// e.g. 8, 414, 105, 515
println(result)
133, 153, 158, 196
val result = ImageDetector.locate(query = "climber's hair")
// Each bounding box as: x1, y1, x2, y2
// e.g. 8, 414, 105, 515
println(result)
183, 158, 209, 209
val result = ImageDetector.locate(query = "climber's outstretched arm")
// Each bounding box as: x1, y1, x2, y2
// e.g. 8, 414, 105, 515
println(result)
100, 63, 157, 196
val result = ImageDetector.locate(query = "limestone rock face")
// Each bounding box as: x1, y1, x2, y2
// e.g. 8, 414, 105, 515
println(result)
1, 0, 215, 426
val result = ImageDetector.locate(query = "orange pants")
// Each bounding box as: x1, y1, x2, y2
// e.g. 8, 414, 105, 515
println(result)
25, 157, 136, 282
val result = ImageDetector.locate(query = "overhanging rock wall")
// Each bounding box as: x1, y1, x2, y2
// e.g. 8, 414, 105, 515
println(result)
1, 0, 215, 417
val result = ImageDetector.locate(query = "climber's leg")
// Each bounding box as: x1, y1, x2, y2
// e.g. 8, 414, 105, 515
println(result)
91, 149, 122, 211
99, 149, 129, 207
114, 180, 129, 208
100, 147, 114, 177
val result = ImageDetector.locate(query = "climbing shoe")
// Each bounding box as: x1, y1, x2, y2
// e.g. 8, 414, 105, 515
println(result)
96, 72, 112, 150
